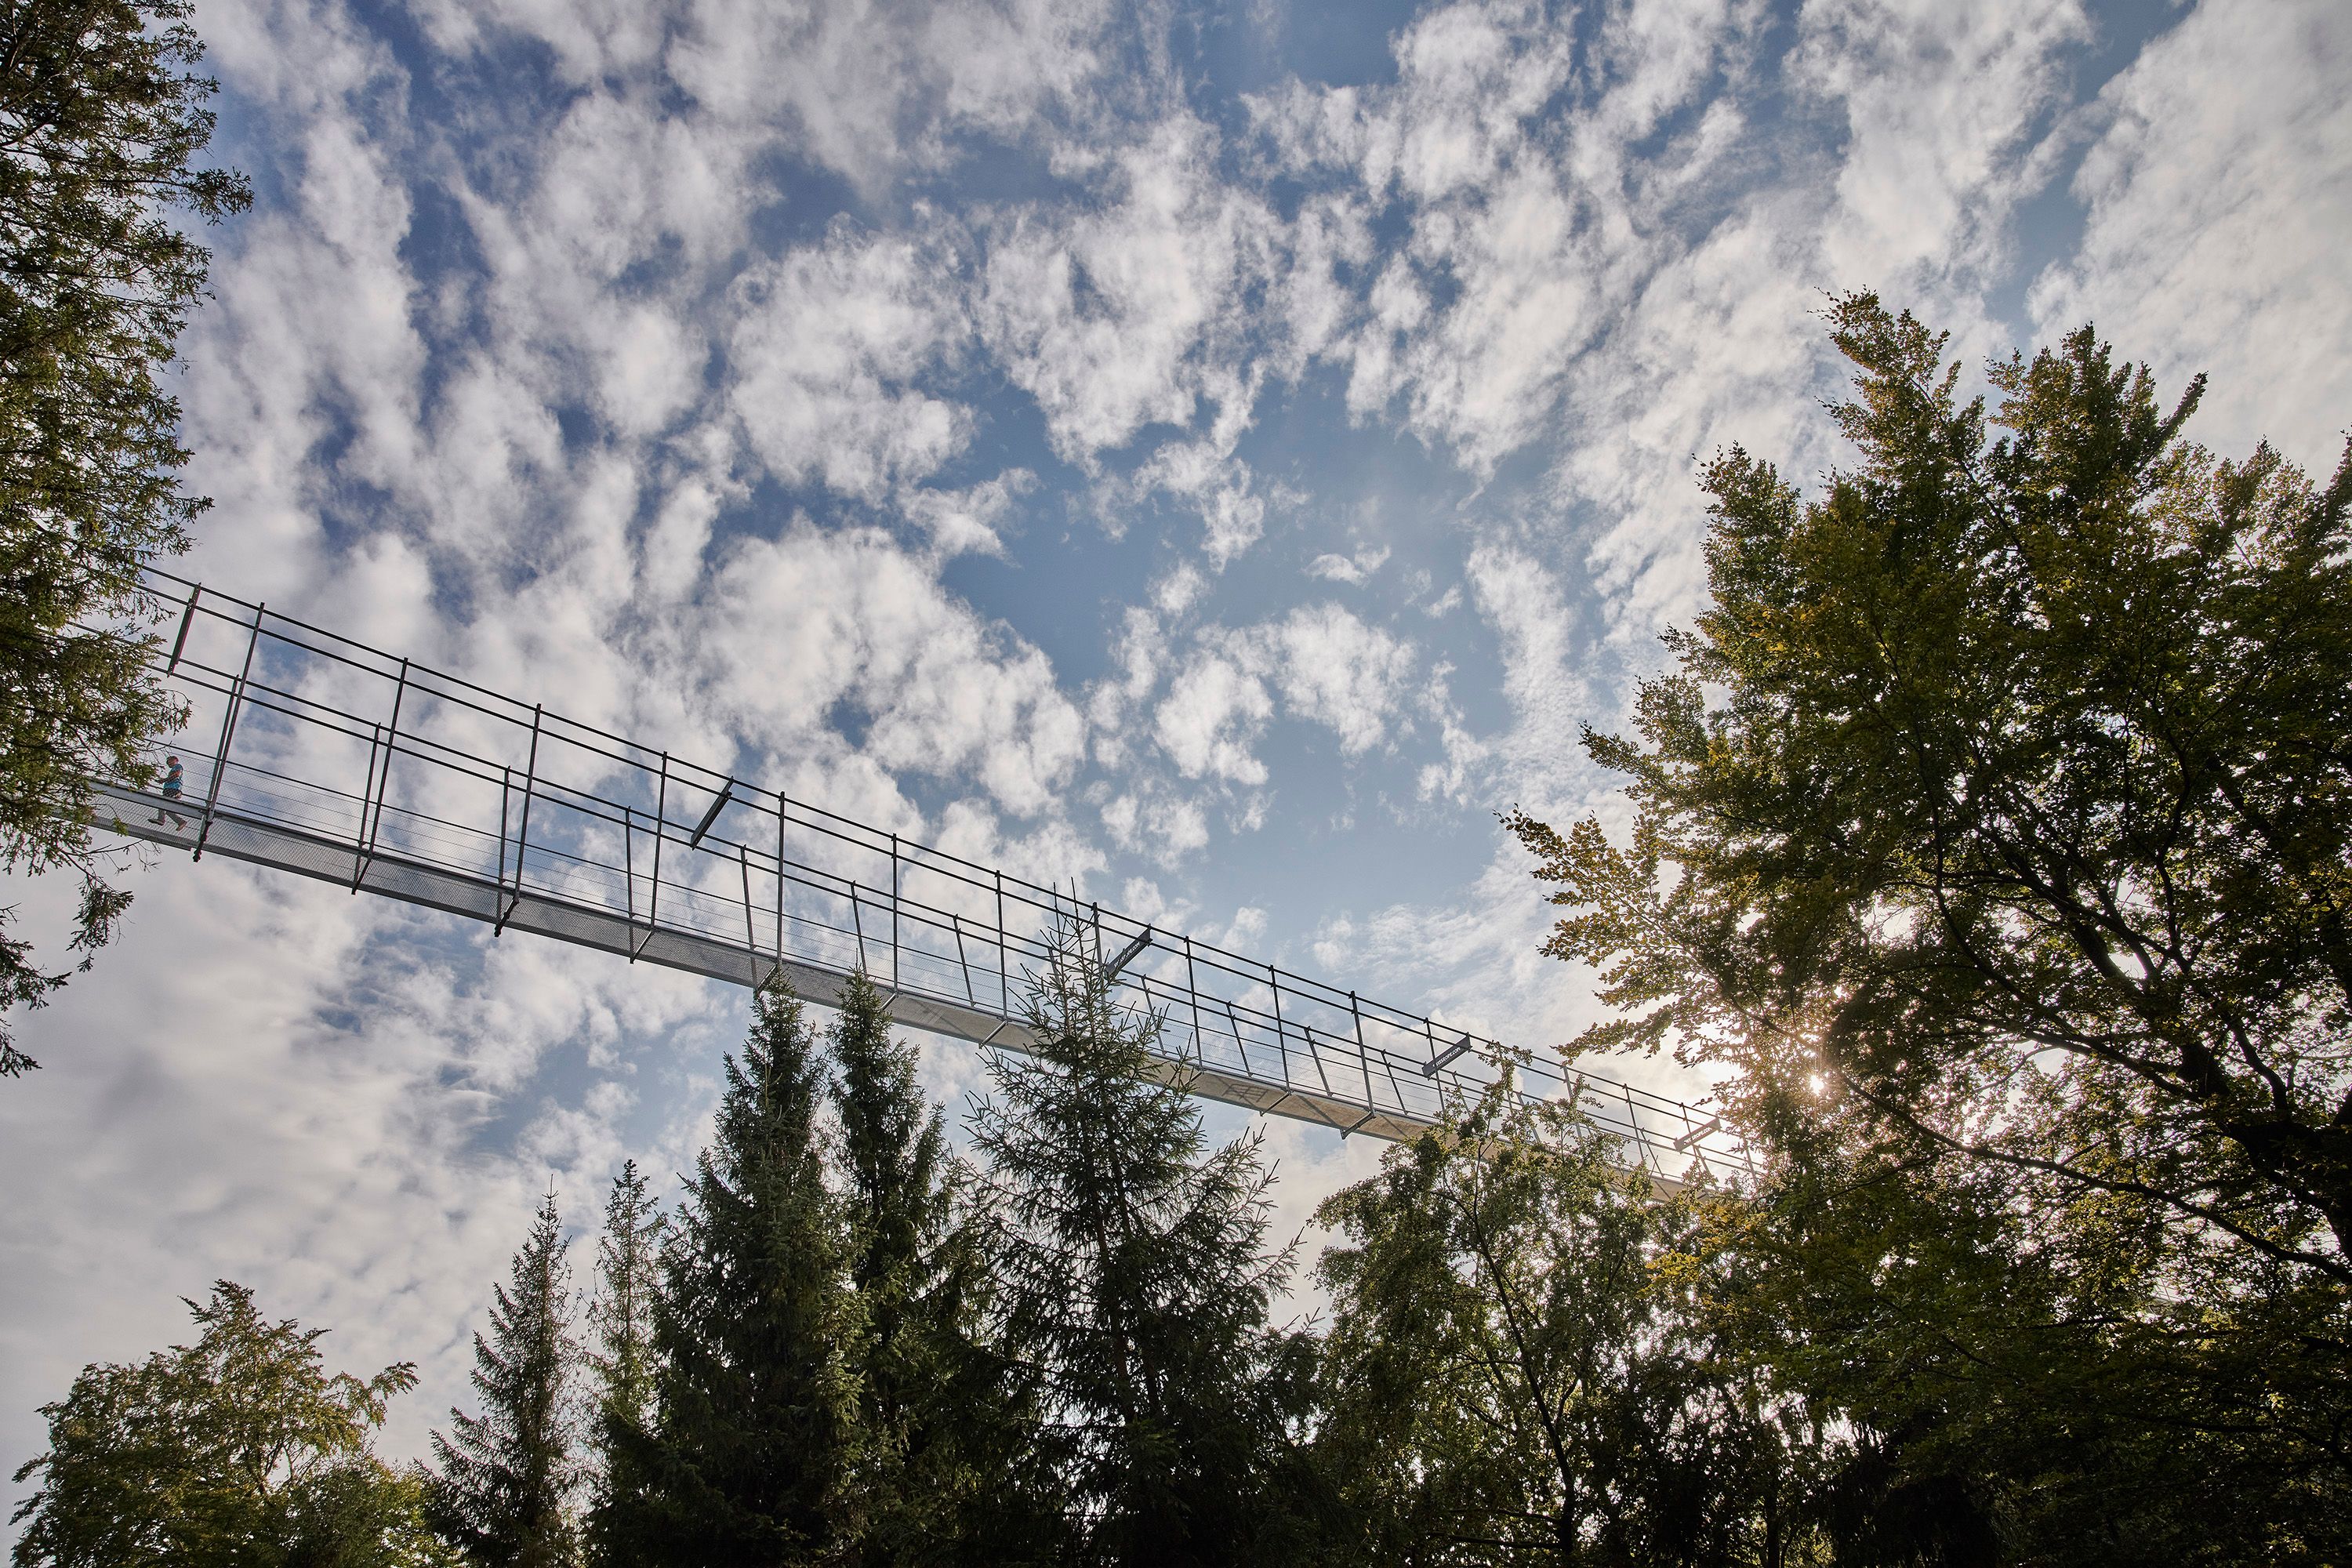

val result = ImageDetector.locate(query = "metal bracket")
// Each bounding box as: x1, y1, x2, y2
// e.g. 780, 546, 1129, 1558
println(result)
1104, 926, 1153, 979
1671, 1115, 1722, 1152
1422, 1033, 1474, 1076
688, 782, 733, 848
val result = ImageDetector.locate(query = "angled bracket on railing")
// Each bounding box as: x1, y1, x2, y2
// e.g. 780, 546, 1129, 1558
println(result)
1671, 1115, 1722, 1152
1104, 926, 1153, 979
688, 782, 734, 848
1422, 1033, 1474, 1077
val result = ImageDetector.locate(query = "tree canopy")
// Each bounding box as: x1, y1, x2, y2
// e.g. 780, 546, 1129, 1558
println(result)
1507, 293, 2352, 1560
9, 1281, 451, 1567
0, 0, 249, 1076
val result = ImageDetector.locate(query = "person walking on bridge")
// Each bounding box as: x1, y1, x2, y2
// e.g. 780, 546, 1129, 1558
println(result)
149, 755, 188, 831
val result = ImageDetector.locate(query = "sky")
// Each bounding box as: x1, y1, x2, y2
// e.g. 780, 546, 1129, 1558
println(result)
4, 0, 2349, 1503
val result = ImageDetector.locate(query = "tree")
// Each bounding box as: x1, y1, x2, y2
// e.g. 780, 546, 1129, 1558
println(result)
604, 980, 861, 1565
583, 1160, 661, 1566
9, 1279, 454, 1566
1313, 1087, 1820, 1566
967, 920, 1315, 1567
1507, 290, 2352, 1272
0, 0, 249, 1077
429, 1189, 583, 1566
826, 969, 1056, 1566
1504, 294, 2352, 1560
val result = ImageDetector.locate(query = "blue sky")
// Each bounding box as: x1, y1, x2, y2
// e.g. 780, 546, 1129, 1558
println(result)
5, 0, 2349, 1494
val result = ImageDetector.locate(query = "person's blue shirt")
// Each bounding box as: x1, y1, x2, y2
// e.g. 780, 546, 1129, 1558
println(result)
161, 760, 183, 800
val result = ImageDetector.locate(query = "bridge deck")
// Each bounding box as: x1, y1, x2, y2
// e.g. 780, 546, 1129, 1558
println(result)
90, 571, 1750, 1185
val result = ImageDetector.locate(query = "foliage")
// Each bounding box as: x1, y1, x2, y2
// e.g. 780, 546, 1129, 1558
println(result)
1313, 1086, 1820, 1566
9, 1280, 453, 1566
604, 981, 861, 1565
429, 1190, 584, 1566
0, 0, 249, 1076
967, 920, 1318, 1567
1699, 1123, 2350, 1564
1505, 291, 2352, 1268
826, 970, 1051, 1566
583, 1160, 661, 1566
1504, 294, 2352, 1560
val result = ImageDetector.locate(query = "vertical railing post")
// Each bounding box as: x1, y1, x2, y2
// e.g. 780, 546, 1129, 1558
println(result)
1350, 991, 1373, 1111
1268, 964, 1288, 1087
639, 753, 667, 954
193, 602, 263, 862
495, 705, 541, 935
353, 657, 408, 889
888, 835, 901, 989
622, 806, 636, 957
994, 869, 1007, 1014
850, 881, 867, 973
774, 793, 787, 965
739, 843, 757, 984
495, 768, 511, 895
1183, 936, 1204, 1067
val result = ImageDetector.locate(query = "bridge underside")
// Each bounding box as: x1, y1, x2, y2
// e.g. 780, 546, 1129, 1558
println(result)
99, 787, 1441, 1144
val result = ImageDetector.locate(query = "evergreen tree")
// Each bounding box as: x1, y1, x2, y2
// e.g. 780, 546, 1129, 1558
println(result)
609, 981, 861, 1565
583, 1160, 662, 1566
967, 920, 1314, 1567
0, 0, 249, 1076
429, 1189, 583, 1567
826, 970, 1054, 1566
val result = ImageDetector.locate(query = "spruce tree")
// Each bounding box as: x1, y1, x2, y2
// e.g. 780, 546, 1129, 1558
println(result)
967, 920, 1312, 1567
428, 1190, 583, 1566
613, 981, 860, 1565
827, 971, 1054, 1566
583, 1160, 662, 1566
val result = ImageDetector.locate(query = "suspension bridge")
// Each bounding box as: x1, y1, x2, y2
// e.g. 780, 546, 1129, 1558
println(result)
89, 570, 1748, 1185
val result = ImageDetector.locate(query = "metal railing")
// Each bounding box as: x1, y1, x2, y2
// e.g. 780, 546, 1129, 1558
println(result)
88, 569, 1751, 1185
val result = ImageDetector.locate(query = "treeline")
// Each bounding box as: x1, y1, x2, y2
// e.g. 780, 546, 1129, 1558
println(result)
4, 937, 1922, 1567
16, 299, 2351, 1566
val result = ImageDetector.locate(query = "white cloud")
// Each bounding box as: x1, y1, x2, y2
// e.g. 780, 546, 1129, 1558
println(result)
2029, 0, 2352, 466
1260, 604, 1419, 756
1144, 604, 1420, 789
706, 525, 1087, 818
1152, 647, 1273, 786
1306, 545, 1391, 585
1798, 0, 2090, 292
979, 115, 1278, 466
729, 222, 975, 502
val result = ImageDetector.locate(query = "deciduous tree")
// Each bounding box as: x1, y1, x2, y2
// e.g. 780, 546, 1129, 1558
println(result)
1313, 1087, 1817, 1566
9, 1280, 450, 1566
1505, 294, 2352, 1560
0, 0, 249, 1076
